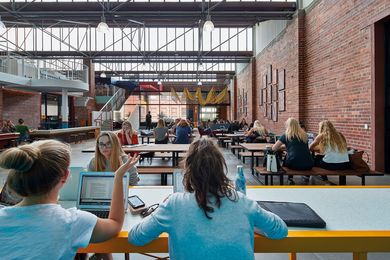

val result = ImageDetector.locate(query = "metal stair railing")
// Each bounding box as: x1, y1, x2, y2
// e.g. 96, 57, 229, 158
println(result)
94, 88, 127, 131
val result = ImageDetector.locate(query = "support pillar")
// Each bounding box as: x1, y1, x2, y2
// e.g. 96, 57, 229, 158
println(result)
61, 89, 69, 128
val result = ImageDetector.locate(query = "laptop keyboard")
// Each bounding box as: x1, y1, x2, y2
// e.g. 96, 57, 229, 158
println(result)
87, 210, 110, 219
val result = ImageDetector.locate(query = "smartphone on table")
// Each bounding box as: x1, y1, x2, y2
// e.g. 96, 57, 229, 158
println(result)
128, 195, 145, 209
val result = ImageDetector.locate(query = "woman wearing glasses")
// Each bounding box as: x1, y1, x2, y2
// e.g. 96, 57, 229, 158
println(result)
88, 131, 140, 185
128, 138, 287, 259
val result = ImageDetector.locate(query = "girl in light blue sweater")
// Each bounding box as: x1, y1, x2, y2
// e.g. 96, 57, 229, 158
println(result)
129, 138, 287, 260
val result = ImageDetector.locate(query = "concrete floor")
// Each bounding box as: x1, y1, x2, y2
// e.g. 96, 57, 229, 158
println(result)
1, 138, 390, 259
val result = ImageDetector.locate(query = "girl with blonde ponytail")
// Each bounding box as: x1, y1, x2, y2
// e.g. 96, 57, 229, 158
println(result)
0, 140, 139, 259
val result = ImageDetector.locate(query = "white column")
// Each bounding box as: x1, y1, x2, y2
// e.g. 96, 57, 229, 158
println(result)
61, 89, 69, 128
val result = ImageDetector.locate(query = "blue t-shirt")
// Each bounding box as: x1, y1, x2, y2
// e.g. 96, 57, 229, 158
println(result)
0, 204, 97, 259
174, 126, 191, 144
129, 192, 287, 260
279, 133, 314, 170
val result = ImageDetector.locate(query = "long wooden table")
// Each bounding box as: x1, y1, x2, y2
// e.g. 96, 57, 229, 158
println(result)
0, 133, 20, 149
73, 186, 390, 260
30, 126, 100, 141
83, 144, 190, 168
240, 143, 272, 174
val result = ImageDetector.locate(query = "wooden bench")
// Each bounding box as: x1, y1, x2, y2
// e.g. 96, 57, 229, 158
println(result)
137, 166, 180, 185
230, 145, 243, 156
254, 166, 384, 186
239, 151, 264, 164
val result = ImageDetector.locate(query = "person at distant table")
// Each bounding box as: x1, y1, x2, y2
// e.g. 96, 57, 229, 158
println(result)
15, 118, 30, 144
154, 119, 169, 144
174, 119, 192, 144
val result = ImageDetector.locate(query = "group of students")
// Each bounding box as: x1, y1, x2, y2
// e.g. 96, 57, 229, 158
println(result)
0, 136, 288, 259
272, 118, 351, 184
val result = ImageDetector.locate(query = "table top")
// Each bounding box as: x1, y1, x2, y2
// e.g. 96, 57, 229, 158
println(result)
68, 186, 390, 254
240, 143, 272, 151
82, 144, 191, 153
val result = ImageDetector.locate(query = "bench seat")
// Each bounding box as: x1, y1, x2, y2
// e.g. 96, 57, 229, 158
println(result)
254, 166, 384, 186
137, 166, 180, 185
239, 151, 264, 164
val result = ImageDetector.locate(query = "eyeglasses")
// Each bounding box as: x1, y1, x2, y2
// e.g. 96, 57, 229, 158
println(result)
98, 142, 112, 149
140, 203, 159, 218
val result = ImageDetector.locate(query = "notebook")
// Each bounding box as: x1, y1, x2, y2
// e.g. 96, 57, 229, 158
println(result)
76, 172, 129, 218
0, 181, 22, 207
258, 201, 326, 228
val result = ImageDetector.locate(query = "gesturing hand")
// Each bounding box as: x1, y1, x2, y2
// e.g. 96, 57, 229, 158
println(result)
116, 154, 140, 177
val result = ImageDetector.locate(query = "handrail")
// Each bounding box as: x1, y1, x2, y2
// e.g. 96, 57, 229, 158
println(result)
94, 87, 127, 131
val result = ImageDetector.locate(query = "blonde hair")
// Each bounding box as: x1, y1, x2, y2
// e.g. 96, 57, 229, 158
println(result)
94, 131, 124, 171
285, 118, 308, 143
0, 140, 71, 197
252, 120, 267, 136
157, 119, 165, 128
318, 120, 347, 153
122, 121, 135, 135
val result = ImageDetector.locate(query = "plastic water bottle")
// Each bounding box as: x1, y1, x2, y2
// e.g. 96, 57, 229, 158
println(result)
235, 165, 246, 195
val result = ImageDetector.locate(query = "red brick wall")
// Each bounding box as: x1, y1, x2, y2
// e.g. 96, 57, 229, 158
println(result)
236, 61, 254, 123
235, 0, 389, 170
1, 89, 41, 129
236, 12, 302, 132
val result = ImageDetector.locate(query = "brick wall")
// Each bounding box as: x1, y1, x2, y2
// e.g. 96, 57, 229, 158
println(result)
1, 89, 41, 129
235, 0, 390, 170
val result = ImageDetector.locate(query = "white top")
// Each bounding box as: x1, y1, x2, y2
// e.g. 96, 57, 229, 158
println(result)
129, 192, 287, 260
323, 144, 350, 163
0, 204, 97, 260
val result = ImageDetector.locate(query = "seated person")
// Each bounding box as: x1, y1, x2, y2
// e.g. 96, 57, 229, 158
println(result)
154, 119, 169, 144
89, 131, 140, 185
309, 120, 350, 180
15, 118, 30, 143
117, 121, 138, 145
0, 139, 139, 259
273, 118, 314, 184
245, 120, 268, 143
174, 119, 192, 144
198, 121, 212, 136
239, 118, 249, 131
128, 138, 287, 259
2, 120, 16, 133
228, 120, 240, 133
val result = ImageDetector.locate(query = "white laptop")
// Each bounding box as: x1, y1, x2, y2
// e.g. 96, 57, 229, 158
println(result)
76, 172, 129, 218
173, 170, 185, 193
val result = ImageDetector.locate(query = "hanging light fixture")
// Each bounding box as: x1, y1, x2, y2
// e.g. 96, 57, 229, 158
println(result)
97, 1, 109, 34
203, 1, 214, 32
100, 72, 107, 78
199, 62, 204, 71
0, 16, 6, 34
203, 15, 214, 32
197, 80, 202, 86
157, 79, 162, 85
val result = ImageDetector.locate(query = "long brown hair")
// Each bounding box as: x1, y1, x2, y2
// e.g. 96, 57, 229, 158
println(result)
183, 138, 237, 219
94, 131, 124, 171
0, 140, 70, 197
318, 120, 347, 153
285, 117, 308, 143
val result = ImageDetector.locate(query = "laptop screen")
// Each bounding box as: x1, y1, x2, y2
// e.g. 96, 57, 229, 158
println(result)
0, 182, 23, 206
78, 173, 128, 209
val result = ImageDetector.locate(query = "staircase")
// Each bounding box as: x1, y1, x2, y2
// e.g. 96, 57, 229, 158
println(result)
93, 87, 127, 131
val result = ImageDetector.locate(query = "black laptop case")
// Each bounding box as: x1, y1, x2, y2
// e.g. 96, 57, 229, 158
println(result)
257, 201, 326, 228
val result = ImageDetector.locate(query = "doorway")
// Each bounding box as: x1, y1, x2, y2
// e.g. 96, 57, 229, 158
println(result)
385, 21, 390, 172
